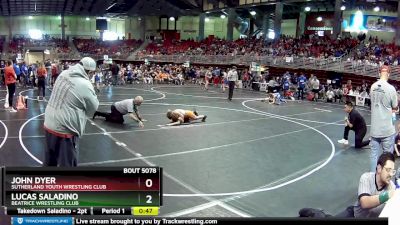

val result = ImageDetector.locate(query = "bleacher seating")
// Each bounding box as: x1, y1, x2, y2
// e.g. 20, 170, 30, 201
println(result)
73, 38, 142, 59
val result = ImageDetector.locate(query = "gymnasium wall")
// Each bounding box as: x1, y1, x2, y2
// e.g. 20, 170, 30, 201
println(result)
26, 52, 43, 65
0, 16, 125, 39
281, 19, 297, 38
0, 15, 242, 41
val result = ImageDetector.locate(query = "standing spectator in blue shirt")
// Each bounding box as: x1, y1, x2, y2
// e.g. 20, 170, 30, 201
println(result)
283, 78, 290, 97
13, 62, 21, 86
21, 62, 28, 87
297, 73, 307, 100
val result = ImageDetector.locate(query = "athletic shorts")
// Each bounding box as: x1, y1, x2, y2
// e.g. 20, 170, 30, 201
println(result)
184, 111, 196, 123
312, 89, 319, 94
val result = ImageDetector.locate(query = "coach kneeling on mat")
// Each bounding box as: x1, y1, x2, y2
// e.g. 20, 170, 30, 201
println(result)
338, 101, 370, 149
92, 96, 145, 128
44, 57, 99, 167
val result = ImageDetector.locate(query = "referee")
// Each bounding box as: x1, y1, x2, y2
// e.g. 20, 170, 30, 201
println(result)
338, 101, 370, 149
93, 96, 145, 127
227, 66, 238, 101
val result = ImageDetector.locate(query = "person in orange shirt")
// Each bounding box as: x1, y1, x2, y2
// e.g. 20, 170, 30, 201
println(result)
37, 63, 47, 101
4, 60, 17, 112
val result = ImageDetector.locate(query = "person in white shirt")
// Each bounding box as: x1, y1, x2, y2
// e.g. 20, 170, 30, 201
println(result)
227, 66, 238, 101
310, 75, 320, 101
326, 87, 335, 103
93, 96, 145, 127
221, 70, 228, 92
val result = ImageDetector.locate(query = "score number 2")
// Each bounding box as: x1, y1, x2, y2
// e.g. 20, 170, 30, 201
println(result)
145, 179, 152, 203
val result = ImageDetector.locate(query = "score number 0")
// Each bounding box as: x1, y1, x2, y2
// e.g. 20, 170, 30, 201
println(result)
145, 179, 152, 204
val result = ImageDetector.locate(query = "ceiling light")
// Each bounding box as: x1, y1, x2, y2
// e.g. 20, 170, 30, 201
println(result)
220, 14, 226, 19
106, 3, 117, 11
382, 19, 386, 22
250, 11, 256, 16
340, 6, 346, 11
305, 7, 311, 12
317, 17, 322, 21
107, 18, 111, 22
86, 17, 90, 21
57, 15, 61, 20
205, 17, 210, 22
28, 16, 33, 19
373, 6, 380, 12
169, 17, 175, 21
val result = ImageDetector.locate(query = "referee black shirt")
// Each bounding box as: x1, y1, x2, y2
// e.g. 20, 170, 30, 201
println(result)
349, 108, 367, 132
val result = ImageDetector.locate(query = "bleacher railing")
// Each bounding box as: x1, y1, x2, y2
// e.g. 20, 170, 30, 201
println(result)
128, 54, 400, 81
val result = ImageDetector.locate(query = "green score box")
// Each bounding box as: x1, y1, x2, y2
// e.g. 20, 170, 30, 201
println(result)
5, 191, 160, 207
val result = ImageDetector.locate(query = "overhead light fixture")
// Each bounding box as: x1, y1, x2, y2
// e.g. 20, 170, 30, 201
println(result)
57, 15, 61, 20
341, 6, 346, 11
317, 16, 322, 21
205, 17, 210, 22
373, 6, 380, 12
28, 16, 33, 19
107, 18, 111, 22
305, 7, 311, 12
250, 11, 256, 16
220, 14, 226, 19
86, 17, 90, 21
138, 17, 142, 21
169, 17, 175, 21
268, 29, 275, 39
205, 11, 210, 14
106, 3, 117, 11
382, 19, 386, 22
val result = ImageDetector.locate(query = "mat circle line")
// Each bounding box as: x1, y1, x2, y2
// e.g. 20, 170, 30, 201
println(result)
18, 101, 335, 197
74, 102, 335, 197
0, 119, 8, 149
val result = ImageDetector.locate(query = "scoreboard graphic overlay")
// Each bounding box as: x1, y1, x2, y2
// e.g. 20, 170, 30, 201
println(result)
1, 167, 162, 216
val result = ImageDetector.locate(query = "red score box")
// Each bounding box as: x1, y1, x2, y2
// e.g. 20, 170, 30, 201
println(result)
138, 177, 160, 190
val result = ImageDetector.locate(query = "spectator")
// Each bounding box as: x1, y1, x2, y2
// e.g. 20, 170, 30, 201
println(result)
5, 60, 17, 112
369, 67, 398, 172
297, 73, 307, 100
326, 87, 335, 103
43, 57, 99, 167
36, 63, 47, 101
310, 75, 320, 101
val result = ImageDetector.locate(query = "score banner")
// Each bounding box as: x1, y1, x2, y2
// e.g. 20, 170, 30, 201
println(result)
2, 167, 162, 209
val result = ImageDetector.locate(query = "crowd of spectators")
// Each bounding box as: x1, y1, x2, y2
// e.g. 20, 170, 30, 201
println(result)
73, 38, 142, 59
8, 36, 73, 58
139, 35, 360, 59
92, 61, 376, 107
351, 36, 400, 66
